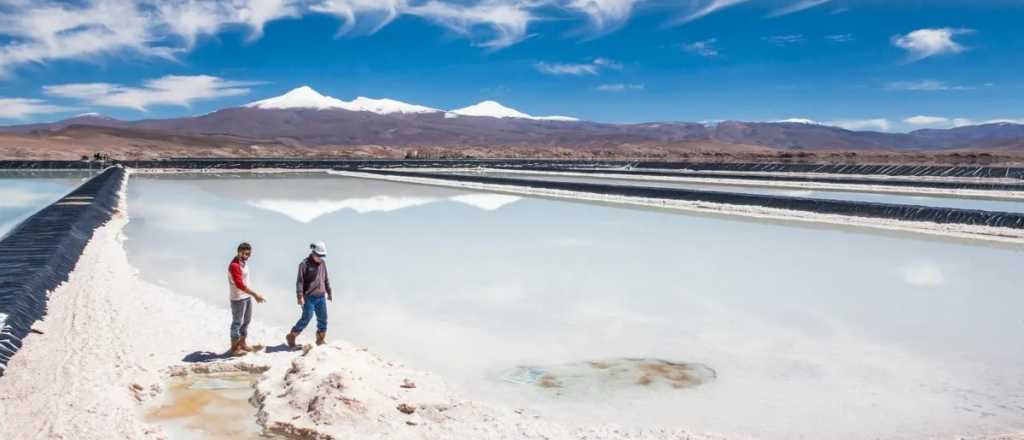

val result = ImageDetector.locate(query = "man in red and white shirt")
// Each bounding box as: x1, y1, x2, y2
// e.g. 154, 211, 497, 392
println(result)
229, 242, 265, 356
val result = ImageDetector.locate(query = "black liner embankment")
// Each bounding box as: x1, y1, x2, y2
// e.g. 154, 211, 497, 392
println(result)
511, 167, 1024, 192
0, 166, 124, 377
626, 162, 1024, 179
355, 170, 1024, 230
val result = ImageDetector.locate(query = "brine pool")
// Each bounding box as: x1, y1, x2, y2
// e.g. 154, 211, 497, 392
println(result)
120, 172, 1024, 439
0, 171, 97, 237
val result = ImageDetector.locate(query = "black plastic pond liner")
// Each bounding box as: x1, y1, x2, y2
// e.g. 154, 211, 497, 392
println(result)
509, 167, 1024, 192
0, 166, 124, 377
355, 169, 1024, 230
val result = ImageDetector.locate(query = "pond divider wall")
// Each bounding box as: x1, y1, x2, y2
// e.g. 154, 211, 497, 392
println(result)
0, 166, 125, 377
514, 168, 1024, 192
357, 170, 1024, 229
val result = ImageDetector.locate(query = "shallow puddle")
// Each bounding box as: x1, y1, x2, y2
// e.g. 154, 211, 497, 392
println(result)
145, 372, 274, 439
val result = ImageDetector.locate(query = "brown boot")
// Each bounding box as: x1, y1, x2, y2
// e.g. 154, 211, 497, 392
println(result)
286, 332, 298, 349
316, 332, 326, 346
229, 339, 247, 357
239, 336, 253, 352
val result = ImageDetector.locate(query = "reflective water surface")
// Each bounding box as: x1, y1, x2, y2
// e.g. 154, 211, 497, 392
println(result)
0, 171, 96, 237
124, 173, 1024, 440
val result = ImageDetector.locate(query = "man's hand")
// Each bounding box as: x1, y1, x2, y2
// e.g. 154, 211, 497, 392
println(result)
252, 293, 266, 304
297, 296, 304, 306
327, 294, 333, 302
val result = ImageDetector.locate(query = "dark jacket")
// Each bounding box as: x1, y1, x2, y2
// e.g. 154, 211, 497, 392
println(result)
296, 255, 331, 298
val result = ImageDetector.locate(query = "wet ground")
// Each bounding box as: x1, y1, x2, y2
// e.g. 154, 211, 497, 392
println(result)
145, 372, 273, 439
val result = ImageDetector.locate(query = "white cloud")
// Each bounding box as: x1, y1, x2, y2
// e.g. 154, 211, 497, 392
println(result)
903, 115, 949, 126
892, 27, 972, 61
565, 0, 640, 34
886, 79, 974, 91
676, 0, 749, 24
825, 33, 853, 43
777, 118, 817, 124
0, 0, 173, 77
767, 0, 830, 17
950, 117, 1024, 127
900, 263, 945, 288
310, 0, 403, 35
405, 1, 536, 48
535, 57, 622, 76
44, 75, 261, 111
0, 97, 73, 120
763, 34, 804, 45
826, 118, 892, 131
682, 38, 718, 57
596, 83, 644, 92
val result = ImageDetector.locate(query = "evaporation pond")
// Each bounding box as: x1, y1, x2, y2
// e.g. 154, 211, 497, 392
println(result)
124, 173, 1024, 440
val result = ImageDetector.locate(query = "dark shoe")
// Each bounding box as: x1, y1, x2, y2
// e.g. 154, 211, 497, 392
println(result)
286, 332, 298, 349
316, 332, 326, 346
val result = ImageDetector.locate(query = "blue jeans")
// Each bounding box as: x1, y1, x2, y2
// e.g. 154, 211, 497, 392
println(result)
291, 295, 327, 333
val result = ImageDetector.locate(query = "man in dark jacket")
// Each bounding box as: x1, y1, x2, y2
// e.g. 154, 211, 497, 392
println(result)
287, 241, 332, 348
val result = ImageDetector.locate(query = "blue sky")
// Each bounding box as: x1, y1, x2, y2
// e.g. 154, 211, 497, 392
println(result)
0, 0, 1022, 132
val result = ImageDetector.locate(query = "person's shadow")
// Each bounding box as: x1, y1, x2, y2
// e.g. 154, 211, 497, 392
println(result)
181, 351, 232, 363
182, 344, 295, 362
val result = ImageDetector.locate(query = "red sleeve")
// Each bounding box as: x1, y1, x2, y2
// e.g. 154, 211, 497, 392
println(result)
229, 261, 248, 291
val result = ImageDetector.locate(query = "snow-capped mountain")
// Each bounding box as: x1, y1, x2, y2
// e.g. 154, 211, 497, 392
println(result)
448, 100, 579, 121
245, 86, 440, 115
246, 87, 578, 121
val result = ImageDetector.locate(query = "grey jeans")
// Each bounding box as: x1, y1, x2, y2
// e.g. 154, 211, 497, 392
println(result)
230, 297, 252, 341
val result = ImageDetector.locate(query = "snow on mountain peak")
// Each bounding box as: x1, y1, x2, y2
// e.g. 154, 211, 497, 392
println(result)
245, 87, 578, 120
451, 100, 531, 119
349, 96, 439, 114
246, 86, 353, 110
449, 100, 578, 121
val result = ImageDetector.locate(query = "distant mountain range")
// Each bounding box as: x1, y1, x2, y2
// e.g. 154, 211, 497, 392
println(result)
2, 86, 1023, 152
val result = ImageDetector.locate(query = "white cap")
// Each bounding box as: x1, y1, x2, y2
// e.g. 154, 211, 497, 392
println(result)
310, 241, 327, 257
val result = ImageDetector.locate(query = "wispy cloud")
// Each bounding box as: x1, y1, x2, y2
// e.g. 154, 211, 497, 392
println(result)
0, 0, 664, 76
903, 115, 950, 126
682, 38, 719, 57
892, 27, 973, 61
767, 0, 831, 18
565, 0, 641, 35
43, 75, 262, 111
826, 118, 892, 131
826, 33, 853, 43
309, 0, 403, 36
535, 57, 622, 76
950, 117, 1024, 127
596, 83, 644, 92
886, 79, 975, 91
0, 98, 73, 120
675, 0, 750, 24
404, 1, 536, 49
763, 34, 805, 45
